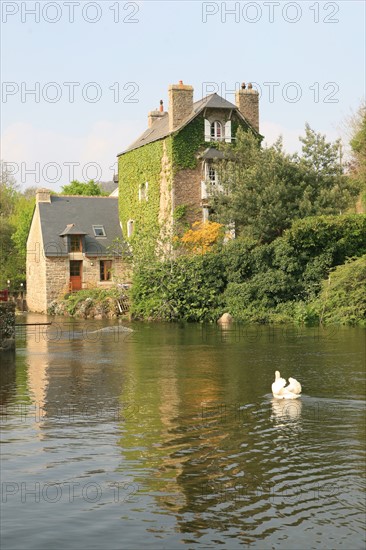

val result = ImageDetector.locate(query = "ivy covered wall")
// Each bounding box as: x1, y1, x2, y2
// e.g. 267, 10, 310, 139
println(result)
118, 139, 165, 244
118, 111, 254, 243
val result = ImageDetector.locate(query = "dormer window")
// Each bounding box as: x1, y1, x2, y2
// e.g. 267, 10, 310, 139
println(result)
138, 182, 148, 202
211, 121, 222, 140
93, 225, 106, 237
70, 235, 82, 252
205, 119, 232, 142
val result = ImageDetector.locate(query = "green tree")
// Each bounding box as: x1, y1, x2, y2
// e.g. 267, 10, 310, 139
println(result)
61, 179, 105, 196
349, 104, 366, 209
11, 195, 35, 265
297, 123, 358, 216
212, 129, 304, 242
211, 125, 359, 243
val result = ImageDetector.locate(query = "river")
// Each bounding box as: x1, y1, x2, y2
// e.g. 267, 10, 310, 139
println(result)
1, 314, 365, 549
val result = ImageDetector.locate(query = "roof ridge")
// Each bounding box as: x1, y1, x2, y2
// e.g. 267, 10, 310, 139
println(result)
54, 194, 117, 199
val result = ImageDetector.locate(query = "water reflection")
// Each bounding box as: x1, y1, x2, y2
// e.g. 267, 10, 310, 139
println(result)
270, 398, 303, 423
1, 320, 365, 550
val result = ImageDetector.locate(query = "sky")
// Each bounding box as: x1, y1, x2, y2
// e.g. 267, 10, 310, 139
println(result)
1, 0, 365, 191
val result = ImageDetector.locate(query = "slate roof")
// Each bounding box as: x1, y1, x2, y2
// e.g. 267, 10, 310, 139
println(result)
118, 93, 257, 156
200, 147, 226, 160
38, 195, 124, 257
59, 223, 88, 236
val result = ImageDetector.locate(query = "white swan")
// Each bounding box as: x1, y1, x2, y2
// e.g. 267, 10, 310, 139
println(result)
272, 370, 302, 399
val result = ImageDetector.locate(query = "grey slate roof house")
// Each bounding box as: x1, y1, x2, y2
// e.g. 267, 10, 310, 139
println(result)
26, 189, 129, 313
117, 80, 261, 241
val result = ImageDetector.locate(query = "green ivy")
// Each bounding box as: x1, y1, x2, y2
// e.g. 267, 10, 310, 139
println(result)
171, 115, 206, 171
118, 140, 165, 244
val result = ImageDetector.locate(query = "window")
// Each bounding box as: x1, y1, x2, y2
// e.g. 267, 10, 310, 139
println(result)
211, 121, 222, 141
208, 165, 217, 184
138, 182, 148, 202
100, 260, 112, 281
70, 235, 82, 252
70, 260, 82, 276
205, 162, 218, 185
127, 219, 135, 238
93, 225, 106, 237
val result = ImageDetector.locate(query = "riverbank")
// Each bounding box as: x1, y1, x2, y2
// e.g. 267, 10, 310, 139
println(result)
48, 288, 129, 319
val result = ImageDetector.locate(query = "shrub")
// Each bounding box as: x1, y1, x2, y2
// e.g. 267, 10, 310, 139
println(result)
314, 255, 366, 326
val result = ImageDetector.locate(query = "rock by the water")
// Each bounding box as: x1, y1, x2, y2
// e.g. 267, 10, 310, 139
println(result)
217, 313, 233, 325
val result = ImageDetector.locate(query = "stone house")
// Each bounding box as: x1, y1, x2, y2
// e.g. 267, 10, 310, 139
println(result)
117, 80, 261, 241
26, 189, 129, 313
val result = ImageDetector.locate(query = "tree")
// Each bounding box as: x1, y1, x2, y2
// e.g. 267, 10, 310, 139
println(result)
0, 161, 19, 218
349, 104, 366, 210
61, 180, 105, 196
212, 129, 304, 242
211, 125, 359, 243
297, 123, 358, 216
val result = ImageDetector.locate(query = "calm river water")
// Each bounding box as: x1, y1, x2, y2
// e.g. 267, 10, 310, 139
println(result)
1, 314, 365, 549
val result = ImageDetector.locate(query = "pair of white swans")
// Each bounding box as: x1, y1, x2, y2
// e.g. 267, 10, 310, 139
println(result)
272, 370, 302, 399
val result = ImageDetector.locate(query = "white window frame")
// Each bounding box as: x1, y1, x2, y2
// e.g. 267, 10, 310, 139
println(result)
138, 181, 148, 202
205, 162, 218, 185
127, 219, 135, 238
211, 120, 222, 141
92, 225, 106, 237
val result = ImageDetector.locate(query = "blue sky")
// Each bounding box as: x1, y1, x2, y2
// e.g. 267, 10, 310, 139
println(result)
1, 0, 365, 190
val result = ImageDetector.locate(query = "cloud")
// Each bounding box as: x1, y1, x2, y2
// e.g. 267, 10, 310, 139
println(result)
1, 120, 138, 191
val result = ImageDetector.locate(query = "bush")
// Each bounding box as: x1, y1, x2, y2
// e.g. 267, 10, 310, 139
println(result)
131, 253, 226, 322
313, 255, 366, 326
130, 214, 366, 324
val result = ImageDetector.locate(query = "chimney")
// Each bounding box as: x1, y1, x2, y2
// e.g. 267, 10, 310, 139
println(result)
168, 80, 194, 132
235, 82, 259, 132
36, 188, 51, 203
148, 100, 166, 128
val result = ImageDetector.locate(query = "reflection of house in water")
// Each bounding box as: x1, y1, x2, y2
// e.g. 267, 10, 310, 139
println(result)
17, 323, 132, 440
115, 328, 231, 519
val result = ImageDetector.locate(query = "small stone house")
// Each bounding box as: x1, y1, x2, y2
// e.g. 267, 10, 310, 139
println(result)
117, 80, 261, 241
26, 190, 129, 313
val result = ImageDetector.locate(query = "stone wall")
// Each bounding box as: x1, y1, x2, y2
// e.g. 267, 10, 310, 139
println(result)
173, 164, 203, 226
45, 257, 69, 305
83, 257, 131, 289
235, 88, 259, 133
26, 204, 47, 313
0, 302, 16, 351
158, 140, 173, 235
168, 82, 194, 132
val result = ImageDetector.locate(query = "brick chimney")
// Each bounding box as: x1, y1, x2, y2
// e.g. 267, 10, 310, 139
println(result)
168, 80, 194, 132
148, 100, 166, 128
36, 188, 51, 203
235, 82, 259, 132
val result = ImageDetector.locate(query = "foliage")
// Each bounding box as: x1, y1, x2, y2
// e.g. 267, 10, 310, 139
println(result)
118, 139, 165, 265
313, 256, 366, 326
11, 196, 35, 264
61, 180, 106, 196
131, 253, 226, 322
49, 288, 122, 317
179, 221, 224, 254
171, 116, 206, 170
212, 126, 359, 243
131, 214, 366, 325
0, 165, 34, 288
348, 103, 366, 210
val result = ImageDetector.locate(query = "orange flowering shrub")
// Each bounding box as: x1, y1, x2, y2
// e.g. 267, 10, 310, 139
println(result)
180, 221, 224, 254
